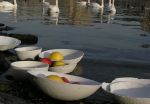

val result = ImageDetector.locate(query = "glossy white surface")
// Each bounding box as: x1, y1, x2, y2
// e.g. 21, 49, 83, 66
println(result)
28, 71, 101, 101
15, 46, 42, 60
39, 49, 84, 64
0, 36, 21, 51
49, 63, 77, 73
102, 77, 150, 104
10, 61, 49, 79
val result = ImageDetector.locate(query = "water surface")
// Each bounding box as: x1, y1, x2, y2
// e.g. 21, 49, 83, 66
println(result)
0, 0, 150, 63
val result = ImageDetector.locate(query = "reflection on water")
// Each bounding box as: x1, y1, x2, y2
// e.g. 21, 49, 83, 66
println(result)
0, 0, 148, 23
1, 0, 148, 25
141, 1, 150, 32
42, 1, 59, 25
0, 7, 17, 21
0, 0, 150, 62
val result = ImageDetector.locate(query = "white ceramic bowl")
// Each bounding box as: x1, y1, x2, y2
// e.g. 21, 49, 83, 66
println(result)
10, 61, 49, 79
49, 63, 77, 73
101, 82, 114, 98
112, 77, 139, 83
39, 49, 84, 64
102, 78, 150, 104
0, 36, 21, 51
28, 71, 101, 101
15, 46, 42, 60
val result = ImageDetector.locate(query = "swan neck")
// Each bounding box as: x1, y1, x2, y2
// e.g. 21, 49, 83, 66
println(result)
14, 0, 17, 6
87, 0, 90, 4
101, 0, 104, 6
56, 0, 58, 6
108, 0, 111, 6
43, 0, 45, 3
112, 0, 115, 7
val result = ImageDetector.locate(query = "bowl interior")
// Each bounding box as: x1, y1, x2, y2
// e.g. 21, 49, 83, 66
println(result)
112, 77, 139, 83
0, 36, 21, 46
39, 49, 84, 60
50, 63, 75, 68
110, 81, 150, 98
28, 71, 100, 85
49, 63, 77, 73
11, 61, 49, 69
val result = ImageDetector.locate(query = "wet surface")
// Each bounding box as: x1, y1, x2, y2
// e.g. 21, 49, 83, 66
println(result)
0, 0, 150, 103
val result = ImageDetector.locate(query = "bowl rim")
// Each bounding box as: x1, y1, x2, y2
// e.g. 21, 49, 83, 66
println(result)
28, 70, 101, 86
39, 49, 84, 59
15, 46, 42, 52
0, 36, 21, 46
11, 61, 49, 69
102, 81, 150, 99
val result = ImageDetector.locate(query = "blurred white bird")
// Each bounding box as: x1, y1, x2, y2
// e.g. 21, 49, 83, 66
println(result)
76, 0, 90, 7
48, 0, 59, 13
107, 0, 116, 24
90, 0, 104, 10
0, 0, 17, 8
42, 0, 50, 7
107, 0, 116, 14
89, 0, 104, 15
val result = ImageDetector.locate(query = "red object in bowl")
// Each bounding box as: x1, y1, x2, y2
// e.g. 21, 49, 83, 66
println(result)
40, 58, 53, 66
62, 77, 70, 83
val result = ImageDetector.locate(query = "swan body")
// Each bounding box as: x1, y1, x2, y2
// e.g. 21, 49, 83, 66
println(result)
49, 5, 59, 13
77, 0, 90, 7
90, 0, 104, 14
107, 0, 116, 24
50, 12, 59, 25
0, 0, 17, 8
77, 1, 86, 6
0, 7, 14, 12
90, 0, 104, 10
49, 0, 59, 13
107, 0, 116, 14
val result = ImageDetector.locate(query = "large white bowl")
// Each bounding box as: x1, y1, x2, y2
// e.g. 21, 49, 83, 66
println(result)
111, 77, 139, 83
102, 78, 150, 104
10, 61, 49, 79
0, 36, 21, 51
15, 46, 42, 60
39, 49, 84, 64
49, 63, 77, 73
28, 71, 101, 101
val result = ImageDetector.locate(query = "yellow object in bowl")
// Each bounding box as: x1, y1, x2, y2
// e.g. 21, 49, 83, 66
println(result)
53, 61, 65, 67
49, 52, 64, 61
47, 75, 64, 83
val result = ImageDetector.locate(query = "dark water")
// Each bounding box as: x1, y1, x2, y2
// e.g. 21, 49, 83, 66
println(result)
0, 0, 150, 103
0, 0, 150, 62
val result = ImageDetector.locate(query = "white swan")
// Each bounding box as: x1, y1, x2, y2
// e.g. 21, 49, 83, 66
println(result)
0, 6, 15, 12
42, 6, 59, 25
107, 0, 116, 14
90, 0, 104, 14
90, 0, 104, 10
50, 12, 59, 25
42, 0, 50, 7
76, 0, 90, 7
0, 0, 17, 8
107, 0, 116, 24
48, 0, 59, 13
